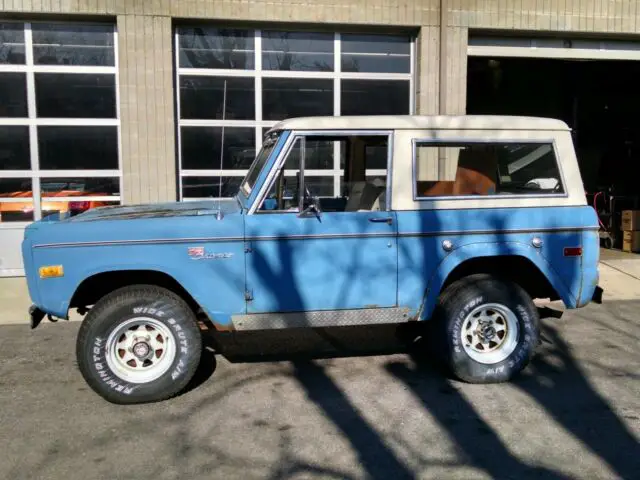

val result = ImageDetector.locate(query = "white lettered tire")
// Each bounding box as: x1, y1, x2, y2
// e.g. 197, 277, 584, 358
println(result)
430, 274, 540, 383
76, 285, 202, 404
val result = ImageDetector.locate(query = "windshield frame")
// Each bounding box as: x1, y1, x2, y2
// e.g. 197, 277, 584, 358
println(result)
236, 129, 287, 211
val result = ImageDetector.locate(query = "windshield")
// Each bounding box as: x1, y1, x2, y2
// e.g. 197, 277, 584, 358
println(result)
240, 131, 281, 197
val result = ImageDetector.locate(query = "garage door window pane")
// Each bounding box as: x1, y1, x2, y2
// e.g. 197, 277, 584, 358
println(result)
35, 74, 116, 118
182, 176, 243, 198
0, 179, 34, 222
177, 27, 254, 70
32, 24, 115, 66
41, 177, 120, 196
0, 178, 31, 197
38, 126, 119, 170
0, 205, 34, 223
180, 76, 254, 120
262, 31, 333, 71
42, 198, 119, 219
263, 78, 333, 120
341, 80, 409, 115
0, 23, 25, 64
341, 34, 411, 73
0, 73, 27, 117
0, 126, 30, 170
181, 127, 255, 170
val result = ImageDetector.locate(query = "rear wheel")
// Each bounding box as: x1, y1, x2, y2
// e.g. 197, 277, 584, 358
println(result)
430, 274, 540, 383
76, 285, 202, 404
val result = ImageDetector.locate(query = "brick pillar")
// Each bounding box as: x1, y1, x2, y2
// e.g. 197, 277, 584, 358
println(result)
117, 15, 177, 204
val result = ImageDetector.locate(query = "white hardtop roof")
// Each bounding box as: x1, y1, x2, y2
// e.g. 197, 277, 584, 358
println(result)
269, 115, 570, 132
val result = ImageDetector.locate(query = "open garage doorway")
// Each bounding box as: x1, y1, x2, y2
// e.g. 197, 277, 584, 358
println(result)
467, 38, 640, 249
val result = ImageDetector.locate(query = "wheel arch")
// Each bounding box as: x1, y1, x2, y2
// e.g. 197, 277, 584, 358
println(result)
442, 255, 559, 299
70, 269, 202, 319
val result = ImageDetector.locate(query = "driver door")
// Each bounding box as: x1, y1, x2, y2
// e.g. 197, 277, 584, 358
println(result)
244, 134, 398, 315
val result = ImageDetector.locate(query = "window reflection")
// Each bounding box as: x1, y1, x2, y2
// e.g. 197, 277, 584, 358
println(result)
32, 23, 115, 66
40, 177, 119, 196
262, 31, 333, 71
178, 27, 254, 69
263, 78, 333, 120
181, 127, 256, 170
35, 74, 116, 118
0, 179, 33, 222
341, 79, 410, 115
0, 23, 25, 64
180, 76, 255, 120
38, 126, 119, 170
0, 73, 27, 117
0, 126, 30, 170
182, 176, 242, 198
341, 34, 411, 73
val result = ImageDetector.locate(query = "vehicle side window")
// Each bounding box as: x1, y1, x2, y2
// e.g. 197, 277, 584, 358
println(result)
256, 133, 390, 213
414, 141, 565, 198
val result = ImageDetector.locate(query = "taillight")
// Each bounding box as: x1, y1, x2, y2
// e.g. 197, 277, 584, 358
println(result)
564, 247, 583, 257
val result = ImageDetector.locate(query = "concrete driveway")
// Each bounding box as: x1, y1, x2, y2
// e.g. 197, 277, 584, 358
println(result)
1, 298, 638, 480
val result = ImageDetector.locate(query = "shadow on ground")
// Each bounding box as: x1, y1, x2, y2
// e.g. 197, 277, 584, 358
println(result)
197, 304, 640, 479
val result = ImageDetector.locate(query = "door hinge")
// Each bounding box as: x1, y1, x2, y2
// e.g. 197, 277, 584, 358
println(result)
244, 290, 253, 301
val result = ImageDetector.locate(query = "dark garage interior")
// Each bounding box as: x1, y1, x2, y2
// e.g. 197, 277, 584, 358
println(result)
467, 56, 640, 248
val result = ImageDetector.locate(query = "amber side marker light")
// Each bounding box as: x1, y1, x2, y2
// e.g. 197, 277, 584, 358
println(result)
39, 265, 64, 278
563, 247, 583, 257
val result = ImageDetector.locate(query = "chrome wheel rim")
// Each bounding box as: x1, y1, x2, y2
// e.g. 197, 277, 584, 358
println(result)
460, 303, 520, 365
105, 317, 176, 384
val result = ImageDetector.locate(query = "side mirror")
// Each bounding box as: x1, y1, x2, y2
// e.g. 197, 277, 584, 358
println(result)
297, 197, 322, 219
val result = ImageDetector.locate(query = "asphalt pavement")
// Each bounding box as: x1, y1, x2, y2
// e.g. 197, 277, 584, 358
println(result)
1, 299, 639, 480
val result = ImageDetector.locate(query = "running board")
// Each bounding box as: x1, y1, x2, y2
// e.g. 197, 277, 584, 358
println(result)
232, 307, 413, 331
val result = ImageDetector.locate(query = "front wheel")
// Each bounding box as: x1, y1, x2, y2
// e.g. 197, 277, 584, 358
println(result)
76, 285, 202, 404
430, 274, 540, 383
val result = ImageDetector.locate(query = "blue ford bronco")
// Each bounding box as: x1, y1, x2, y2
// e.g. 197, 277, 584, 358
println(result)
22, 115, 603, 404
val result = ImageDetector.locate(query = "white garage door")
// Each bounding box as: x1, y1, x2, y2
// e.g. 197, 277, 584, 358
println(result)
174, 26, 415, 202
468, 35, 640, 61
0, 21, 121, 277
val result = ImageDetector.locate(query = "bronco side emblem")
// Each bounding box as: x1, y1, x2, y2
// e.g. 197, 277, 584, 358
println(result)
187, 247, 233, 260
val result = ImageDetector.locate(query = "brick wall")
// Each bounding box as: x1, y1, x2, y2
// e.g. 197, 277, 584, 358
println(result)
4, 1, 640, 34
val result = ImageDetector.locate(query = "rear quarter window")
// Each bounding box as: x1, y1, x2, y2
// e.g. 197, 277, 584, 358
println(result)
413, 141, 564, 198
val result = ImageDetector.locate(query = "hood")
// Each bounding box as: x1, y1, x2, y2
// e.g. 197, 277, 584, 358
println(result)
61, 198, 243, 222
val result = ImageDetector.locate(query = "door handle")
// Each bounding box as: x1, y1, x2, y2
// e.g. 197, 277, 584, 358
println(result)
369, 217, 393, 224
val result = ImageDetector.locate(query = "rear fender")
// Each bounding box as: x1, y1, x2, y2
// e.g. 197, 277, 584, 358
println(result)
418, 241, 576, 320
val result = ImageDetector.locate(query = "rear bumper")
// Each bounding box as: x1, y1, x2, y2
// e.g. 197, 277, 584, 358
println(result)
592, 285, 604, 304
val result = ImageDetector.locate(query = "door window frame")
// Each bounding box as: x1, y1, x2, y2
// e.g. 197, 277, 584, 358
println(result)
247, 129, 395, 215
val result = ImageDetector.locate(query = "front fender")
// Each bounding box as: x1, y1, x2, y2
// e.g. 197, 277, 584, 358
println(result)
74, 263, 239, 329
419, 240, 576, 320
37, 247, 245, 330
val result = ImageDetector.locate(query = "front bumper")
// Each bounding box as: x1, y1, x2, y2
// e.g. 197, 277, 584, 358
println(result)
29, 305, 46, 329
